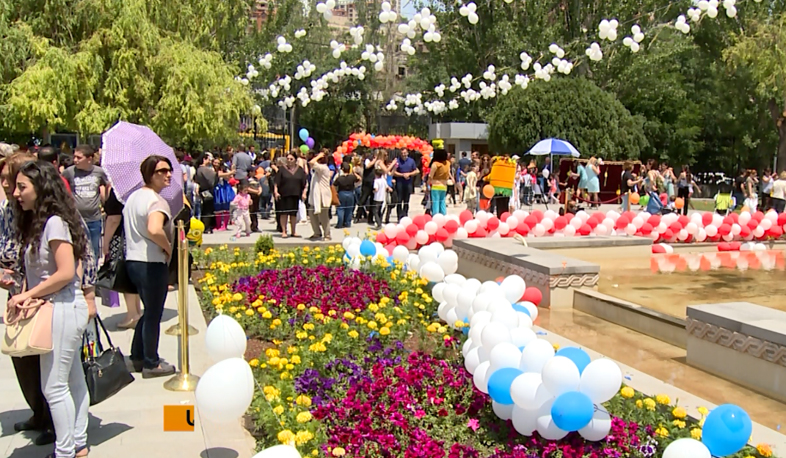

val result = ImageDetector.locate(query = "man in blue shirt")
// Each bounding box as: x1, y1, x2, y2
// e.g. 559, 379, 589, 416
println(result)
392, 149, 420, 221
458, 151, 472, 170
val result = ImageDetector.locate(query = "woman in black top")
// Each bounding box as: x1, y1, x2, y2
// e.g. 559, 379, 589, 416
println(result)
195, 153, 218, 233
274, 151, 308, 238
102, 189, 142, 329
334, 162, 361, 228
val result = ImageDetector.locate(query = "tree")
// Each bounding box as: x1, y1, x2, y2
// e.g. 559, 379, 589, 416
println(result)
487, 77, 647, 159
0, 0, 252, 147
725, 13, 786, 172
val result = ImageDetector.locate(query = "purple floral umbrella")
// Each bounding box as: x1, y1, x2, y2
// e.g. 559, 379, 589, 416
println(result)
101, 121, 183, 215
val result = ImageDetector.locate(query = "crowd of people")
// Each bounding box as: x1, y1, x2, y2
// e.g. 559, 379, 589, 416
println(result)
0, 142, 184, 458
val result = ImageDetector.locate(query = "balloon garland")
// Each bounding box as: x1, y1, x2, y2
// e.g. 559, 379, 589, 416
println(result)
335, 133, 433, 156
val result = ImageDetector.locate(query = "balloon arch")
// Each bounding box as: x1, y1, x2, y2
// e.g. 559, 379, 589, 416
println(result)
336, 133, 434, 157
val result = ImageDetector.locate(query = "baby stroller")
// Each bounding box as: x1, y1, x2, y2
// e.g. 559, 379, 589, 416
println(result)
714, 179, 735, 215
532, 183, 548, 208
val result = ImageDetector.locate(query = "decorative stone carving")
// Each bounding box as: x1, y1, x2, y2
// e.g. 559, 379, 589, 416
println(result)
686, 317, 786, 367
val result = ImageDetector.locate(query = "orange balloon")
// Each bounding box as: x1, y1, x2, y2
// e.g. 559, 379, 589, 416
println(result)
630, 192, 640, 205
674, 197, 685, 209
483, 185, 495, 199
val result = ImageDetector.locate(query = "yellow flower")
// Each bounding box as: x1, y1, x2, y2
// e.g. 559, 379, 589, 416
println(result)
303, 323, 315, 331
286, 364, 295, 370
273, 405, 285, 415
635, 400, 643, 409
620, 387, 634, 398
228, 306, 237, 314
655, 426, 669, 437
291, 355, 301, 364
690, 428, 702, 440
297, 303, 306, 310
672, 406, 686, 419
697, 406, 709, 416
296, 411, 313, 423
552, 343, 560, 351
277, 429, 295, 444
332, 447, 347, 457
655, 394, 671, 405
314, 313, 325, 321
232, 293, 243, 301
268, 298, 277, 304
348, 330, 359, 338
367, 321, 378, 330
296, 395, 312, 407
272, 318, 282, 326
322, 333, 333, 343
269, 356, 281, 366
249, 359, 260, 367
343, 311, 355, 320
379, 327, 390, 336
262, 311, 273, 319
672, 419, 686, 429
340, 322, 349, 329
287, 346, 298, 354
245, 309, 254, 316
368, 303, 379, 312
295, 430, 313, 445
309, 306, 319, 313
296, 331, 308, 339
643, 398, 656, 411
757, 444, 773, 457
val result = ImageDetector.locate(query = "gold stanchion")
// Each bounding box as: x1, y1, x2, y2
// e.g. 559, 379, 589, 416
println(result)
626, 190, 631, 213
164, 221, 200, 392
564, 188, 571, 214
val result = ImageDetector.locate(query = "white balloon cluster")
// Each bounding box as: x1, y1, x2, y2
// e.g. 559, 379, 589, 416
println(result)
461, 73, 473, 88
378, 1, 398, 23
675, 15, 691, 34
276, 36, 293, 53
361, 45, 386, 71
329, 40, 347, 59
498, 75, 513, 94
417, 244, 459, 282
514, 74, 530, 89
532, 62, 555, 81
257, 53, 273, 70
294, 60, 316, 80
548, 43, 565, 58
598, 19, 619, 41
723, 0, 738, 17
697, 0, 720, 18
459, 2, 479, 25
622, 25, 645, 53
315, 0, 336, 20
449, 77, 462, 92
478, 81, 497, 99
585, 42, 603, 61
246, 64, 259, 80
294, 29, 307, 38
197, 315, 254, 425
400, 38, 416, 56
349, 26, 365, 45
687, 7, 702, 22
483, 65, 497, 81
519, 51, 533, 70
551, 58, 573, 75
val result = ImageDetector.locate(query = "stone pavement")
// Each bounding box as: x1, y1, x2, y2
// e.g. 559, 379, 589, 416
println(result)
0, 287, 256, 458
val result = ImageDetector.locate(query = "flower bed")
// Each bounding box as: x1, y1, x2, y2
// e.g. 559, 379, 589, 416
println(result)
195, 244, 776, 458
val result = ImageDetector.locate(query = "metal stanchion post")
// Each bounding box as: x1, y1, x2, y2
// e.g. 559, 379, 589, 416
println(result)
626, 190, 631, 213
164, 221, 200, 392
564, 188, 571, 214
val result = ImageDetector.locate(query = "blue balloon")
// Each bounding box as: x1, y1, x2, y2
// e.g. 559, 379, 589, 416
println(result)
702, 404, 752, 457
487, 368, 522, 405
462, 318, 470, 336
512, 303, 531, 316
359, 240, 376, 257
299, 128, 309, 142
551, 391, 594, 431
555, 347, 591, 374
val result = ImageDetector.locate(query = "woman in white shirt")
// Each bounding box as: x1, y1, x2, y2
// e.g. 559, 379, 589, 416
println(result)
123, 155, 175, 379
771, 171, 786, 214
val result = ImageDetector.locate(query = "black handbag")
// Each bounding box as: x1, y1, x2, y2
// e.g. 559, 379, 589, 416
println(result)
82, 316, 135, 406
95, 223, 137, 295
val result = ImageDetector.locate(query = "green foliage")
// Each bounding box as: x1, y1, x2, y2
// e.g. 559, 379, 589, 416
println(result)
487, 77, 647, 159
254, 234, 275, 255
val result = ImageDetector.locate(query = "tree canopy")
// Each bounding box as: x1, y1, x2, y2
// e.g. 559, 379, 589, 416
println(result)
487, 77, 647, 159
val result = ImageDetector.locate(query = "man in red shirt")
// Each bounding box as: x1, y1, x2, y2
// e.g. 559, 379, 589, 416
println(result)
37, 146, 71, 193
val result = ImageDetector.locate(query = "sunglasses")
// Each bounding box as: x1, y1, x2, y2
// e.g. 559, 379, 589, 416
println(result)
155, 167, 172, 174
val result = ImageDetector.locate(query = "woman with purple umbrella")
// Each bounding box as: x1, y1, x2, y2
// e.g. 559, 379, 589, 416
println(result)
123, 156, 176, 378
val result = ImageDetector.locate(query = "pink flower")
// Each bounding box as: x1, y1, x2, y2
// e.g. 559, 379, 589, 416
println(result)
414, 409, 426, 419
467, 418, 479, 431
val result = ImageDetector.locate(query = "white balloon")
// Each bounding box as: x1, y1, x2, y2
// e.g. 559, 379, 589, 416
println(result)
491, 306, 520, 329
535, 399, 568, 440
316, 3, 327, 13
510, 372, 552, 410
511, 405, 538, 435
492, 401, 514, 420
500, 275, 527, 303
391, 245, 409, 263
578, 409, 612, 441
470, 310, 492, 328
579, 358, 622, 403
509, 327, 537, 348
519, 339, 555, 373
442, 283, 462, 307
383, 223, 398, 239
662, 438, 712, 458
205, 315, 248, 363
473, 361, 491, 393
464, 346, 482, 374
541, 356, 581, 396
444, 273, 466, 285
479, 281, 505, 297
414, 230, 429, 245
464, 220, 478, 233
519, 301, 539, 321
196, 358, 253, 424
468, 13, 479, 24
424, 221, 439, 234
252, 445, 302, 458
431, 282, 447, 303
462, 337, 474, 356
438, 250, 459, 274
455, 227, 469, 239
418, 245, 439, 264
481, 322, 512, 349
489, 342, 523, 371
506, 216, 519, 229
420, 262, 445, 282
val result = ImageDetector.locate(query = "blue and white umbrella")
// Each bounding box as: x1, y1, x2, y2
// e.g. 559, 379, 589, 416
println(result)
527, 138, 581, 157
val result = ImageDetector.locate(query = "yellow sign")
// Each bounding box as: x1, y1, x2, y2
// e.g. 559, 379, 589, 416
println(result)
432, 139, 445, 149
163, 405, 195, 432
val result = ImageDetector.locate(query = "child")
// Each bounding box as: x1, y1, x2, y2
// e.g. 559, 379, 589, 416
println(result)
465, 164, 479, 215
232, 182, 253, 237
548, 174, 560, 205
372, 168, 390, 229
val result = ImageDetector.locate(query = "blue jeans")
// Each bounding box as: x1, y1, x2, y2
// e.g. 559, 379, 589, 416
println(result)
85, 220, 102, 262
621, 193, 629, 212
336, 191, 355, 228
431, 189, 447, 215
126, 261, 169, 369
260, 194, 272, 219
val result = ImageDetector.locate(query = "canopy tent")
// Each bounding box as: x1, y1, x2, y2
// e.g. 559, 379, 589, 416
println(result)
527, 138, 581, 158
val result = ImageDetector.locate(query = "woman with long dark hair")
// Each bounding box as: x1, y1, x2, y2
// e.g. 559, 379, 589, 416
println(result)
9, 161, 91, 458
274, 150, 308, 238
677, 165, 693, 216
428, 149, 451, 215
123, 155, 176, 379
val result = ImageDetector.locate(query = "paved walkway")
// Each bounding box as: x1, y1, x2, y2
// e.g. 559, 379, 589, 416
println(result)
0, 287, 256, 458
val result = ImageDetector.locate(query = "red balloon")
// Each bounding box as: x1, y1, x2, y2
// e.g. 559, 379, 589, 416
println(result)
586, 217, 599, 229
516, 222, 530, 236
500, 212, 510, 222
593, 211, 605, 221
718, 224, 732, 236
616, 216, 630, 230
728, 241, 742, 251
647, 215, 661, 227
740, 226, 751, 238
377, 232, 389, 244
579, 224, 592, 236
435, 228, 449, 242
640, 223, 653, 235
459, 210, 473, 225
663, 229, 674, 240
747, 219, 759, 230
660, 193, 668, 205
753, 211, 765, 222
395, 232, 410, 245
717, 242, 730, 252
769, 226, 783, 238
474, 227, 488, 238
723, 215, 735, 226
677, 215, 689, 227
444, 220, 459, 234
406, 224, 419, 236
530, 210, 544, 221
702, 212, 713, 227
524, 215, 539, 227
384, 243, 396, 255
669, 222, 682, 234
413, 215, 426, 229
521, 287, 542, 306
778, 213, 786, 226
487, 217, 500, 230
554, 216, 567, 230
652, 244, 667, 254
564, 213, 574, 222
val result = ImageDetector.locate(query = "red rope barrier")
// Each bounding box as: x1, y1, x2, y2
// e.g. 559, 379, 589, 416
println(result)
572, 193, 622, 205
